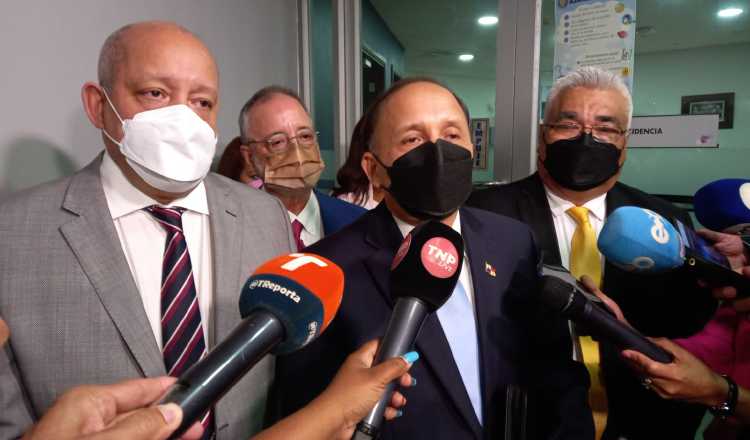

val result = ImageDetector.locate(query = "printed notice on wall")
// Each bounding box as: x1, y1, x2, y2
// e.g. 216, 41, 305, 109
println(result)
628, 115, 719, 148
554, 0, 637, 92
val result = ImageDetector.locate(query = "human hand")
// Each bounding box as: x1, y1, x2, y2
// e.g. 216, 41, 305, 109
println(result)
621, 337, 727, 406
697, 229, 750, 313
579, 275, 629, 325
23, 377, 203, 440
312, 339, 416, 440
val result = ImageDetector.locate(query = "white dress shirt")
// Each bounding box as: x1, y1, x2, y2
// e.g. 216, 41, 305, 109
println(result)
100, 152, 213, 349
288, 192, 324, 247
393, 212, 483, 422
544, 187, 607, 271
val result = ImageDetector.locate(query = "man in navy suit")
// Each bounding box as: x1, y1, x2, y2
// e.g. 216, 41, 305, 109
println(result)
270, 78, 593, 439
238, 86, 365, 248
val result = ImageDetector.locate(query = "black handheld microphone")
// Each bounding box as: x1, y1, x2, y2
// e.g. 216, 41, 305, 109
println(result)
352, 221, 464, 440
539, 267, 674, 364
162, 253, 344, 439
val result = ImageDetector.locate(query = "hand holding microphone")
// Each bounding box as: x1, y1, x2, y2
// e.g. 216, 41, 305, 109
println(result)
353, 220, 463, 439
538, 265, 673, 363
597, 206, 750, 297
161, 252, 344, 438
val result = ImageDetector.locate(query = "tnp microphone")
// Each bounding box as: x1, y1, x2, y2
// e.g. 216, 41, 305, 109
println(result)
161, 252, 344, 438
694, 178, 750, 234
598, 206, 750, 296
539, 266, 674, 363
353, 221, 463, 440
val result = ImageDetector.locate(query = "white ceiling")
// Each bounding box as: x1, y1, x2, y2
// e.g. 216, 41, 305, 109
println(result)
372, 0, 750, 79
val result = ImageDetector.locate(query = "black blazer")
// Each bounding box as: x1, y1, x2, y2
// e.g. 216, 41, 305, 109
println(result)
269, 203, 593, 440
468, 173, 718, 440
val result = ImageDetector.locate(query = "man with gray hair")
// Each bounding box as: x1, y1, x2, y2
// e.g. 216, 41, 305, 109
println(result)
0, 21, 294, 439
468, 66, 716, 439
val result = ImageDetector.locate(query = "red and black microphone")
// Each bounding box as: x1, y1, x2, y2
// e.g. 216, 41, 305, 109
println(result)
353, 221, 463, 440
161, 253, 344, 439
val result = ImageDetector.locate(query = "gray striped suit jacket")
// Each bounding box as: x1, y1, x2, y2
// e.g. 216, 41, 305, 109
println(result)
0, 155, 295, 439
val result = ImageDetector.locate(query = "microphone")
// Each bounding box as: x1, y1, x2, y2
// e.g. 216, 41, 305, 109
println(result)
161, 253, 344, 438
539, 266, 674, 363
353, 221, 464, 440
597, 206, 750, 297
694, 179, 750, 234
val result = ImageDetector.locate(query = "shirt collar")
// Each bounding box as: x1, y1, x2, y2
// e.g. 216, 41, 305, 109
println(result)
288, 191, 322, 236
100, 150, 209, 220
544, 186, 607, 222
392, 211, 462, 239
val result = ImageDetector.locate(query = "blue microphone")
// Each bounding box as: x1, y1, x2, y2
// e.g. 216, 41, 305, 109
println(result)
598, 206, 750, 296
597, 206, 684, 272
694, 179, 750, 233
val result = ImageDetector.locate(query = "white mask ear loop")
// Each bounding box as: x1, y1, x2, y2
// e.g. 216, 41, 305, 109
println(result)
100, 86, 125, 146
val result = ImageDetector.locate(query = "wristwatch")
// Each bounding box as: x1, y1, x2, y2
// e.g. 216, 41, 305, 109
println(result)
709, 374, 738, 419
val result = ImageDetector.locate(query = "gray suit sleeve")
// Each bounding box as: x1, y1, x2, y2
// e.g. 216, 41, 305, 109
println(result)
0, 342, 35, 439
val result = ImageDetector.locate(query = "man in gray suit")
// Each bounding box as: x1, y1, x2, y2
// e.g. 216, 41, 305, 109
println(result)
0, 21, 294, 439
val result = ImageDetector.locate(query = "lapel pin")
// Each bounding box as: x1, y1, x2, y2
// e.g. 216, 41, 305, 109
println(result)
485, 261, 496, 277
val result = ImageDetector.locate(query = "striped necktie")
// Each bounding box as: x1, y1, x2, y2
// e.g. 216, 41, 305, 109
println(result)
291, 219, 305, 251
567, 206, 607, 440
145, 206, 214, 438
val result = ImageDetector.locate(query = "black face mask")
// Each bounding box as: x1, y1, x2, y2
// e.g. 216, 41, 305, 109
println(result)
543, 133, 622, 191
374, 139, 473, 220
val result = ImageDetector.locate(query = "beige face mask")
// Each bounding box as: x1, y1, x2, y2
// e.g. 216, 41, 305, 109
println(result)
262, 142, 325, 190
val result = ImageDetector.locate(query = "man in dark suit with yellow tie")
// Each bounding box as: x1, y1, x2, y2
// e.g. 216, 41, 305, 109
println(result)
468, 66, 716, 440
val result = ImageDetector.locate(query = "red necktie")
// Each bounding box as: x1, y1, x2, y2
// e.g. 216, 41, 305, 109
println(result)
291, 219, 305, 251
146, 206, 214, 438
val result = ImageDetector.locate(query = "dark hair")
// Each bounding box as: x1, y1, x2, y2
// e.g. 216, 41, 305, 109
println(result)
238, 85, 306, 142
216, 136, 246, 181
331, 117, 369, 203
331, 76, 471, 203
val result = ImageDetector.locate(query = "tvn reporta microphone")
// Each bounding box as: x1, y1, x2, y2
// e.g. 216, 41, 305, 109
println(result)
598, 206, 750, 297
352, 221, 463, 440
539, 265, 674, 363
161, 253, 344, 439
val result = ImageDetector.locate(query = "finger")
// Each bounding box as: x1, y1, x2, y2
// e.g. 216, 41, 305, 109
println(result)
104, 377, 177, 414
696, 228, 728, 244
390, 391, 406, 408
621, 349, 669, 378
0, 318, 8, 346
87, 403, 181, 440
712, 285, 738, 300
732, 297, 750, 313
398, 373, 414, 388
383, 407, 403, 421
368, 354, 415, 386
352, 339, 382, 368
580, 277, 627, 324
178, 421, 205, 440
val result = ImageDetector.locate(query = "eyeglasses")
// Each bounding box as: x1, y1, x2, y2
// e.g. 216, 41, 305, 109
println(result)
543, 122, 628, 143
247, 129, 319, 154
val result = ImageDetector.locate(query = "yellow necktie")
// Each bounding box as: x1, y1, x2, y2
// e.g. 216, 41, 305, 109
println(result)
567, 206, 607, 440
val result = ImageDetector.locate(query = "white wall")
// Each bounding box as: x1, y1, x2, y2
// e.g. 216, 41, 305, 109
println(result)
0, 0, 299, 197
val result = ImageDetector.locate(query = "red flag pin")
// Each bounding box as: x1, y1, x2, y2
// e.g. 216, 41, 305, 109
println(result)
485, 261, 496, 277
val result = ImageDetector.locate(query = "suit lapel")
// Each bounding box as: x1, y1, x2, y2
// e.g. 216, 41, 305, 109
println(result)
363, 205, 482, 438
519, 174, 562, 265
313, 189, 333, 236
204, 175, 243, 432
460, 208, 498, 433
204, 175, 242, 347
59, 157, 165, 378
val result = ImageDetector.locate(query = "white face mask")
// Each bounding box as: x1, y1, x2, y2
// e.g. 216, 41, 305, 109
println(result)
101, 89, 218, 193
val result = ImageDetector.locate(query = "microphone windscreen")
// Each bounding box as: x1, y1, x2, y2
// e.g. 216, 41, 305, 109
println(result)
239, 253, 344, 354
694, 179, 750, 233
390, 220, 464, 311
598, 206, 684, 272
539, 275, 575, 314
